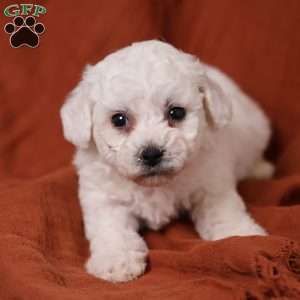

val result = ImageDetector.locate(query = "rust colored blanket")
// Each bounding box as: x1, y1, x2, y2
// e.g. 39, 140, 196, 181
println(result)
1, 1, 300, 299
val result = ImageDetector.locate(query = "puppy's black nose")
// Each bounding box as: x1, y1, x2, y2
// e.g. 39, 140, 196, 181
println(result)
141, 146, 164, 167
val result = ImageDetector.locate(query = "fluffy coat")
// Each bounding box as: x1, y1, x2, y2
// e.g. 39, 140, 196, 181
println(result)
61, 40, 274, 282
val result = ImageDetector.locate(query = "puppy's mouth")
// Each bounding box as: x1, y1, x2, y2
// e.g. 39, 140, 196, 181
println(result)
133, 168, 177, 186
143, 169, 174, 177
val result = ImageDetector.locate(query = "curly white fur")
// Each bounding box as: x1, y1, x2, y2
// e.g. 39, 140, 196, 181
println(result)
60, 40, 273, 282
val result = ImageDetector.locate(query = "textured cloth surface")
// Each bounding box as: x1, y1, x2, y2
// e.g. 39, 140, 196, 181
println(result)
1, 0, 300, 299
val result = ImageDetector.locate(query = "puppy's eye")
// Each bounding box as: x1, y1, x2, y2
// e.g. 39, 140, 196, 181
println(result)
111, 113, 128, 128
168, 106, 186, 122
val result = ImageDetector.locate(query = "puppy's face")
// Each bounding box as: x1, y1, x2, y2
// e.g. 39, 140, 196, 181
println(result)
61, 41, 232, 186
92, 69, 205, 186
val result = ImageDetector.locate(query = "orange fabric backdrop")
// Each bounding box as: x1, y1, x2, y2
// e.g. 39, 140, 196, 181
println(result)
1, 1, 300, 299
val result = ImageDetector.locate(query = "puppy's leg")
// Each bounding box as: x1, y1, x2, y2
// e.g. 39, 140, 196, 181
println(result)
191, 189, 267, 240
82, 198, 148, 282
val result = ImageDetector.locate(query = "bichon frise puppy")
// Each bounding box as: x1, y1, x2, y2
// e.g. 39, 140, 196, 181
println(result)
61, 40, 274, 282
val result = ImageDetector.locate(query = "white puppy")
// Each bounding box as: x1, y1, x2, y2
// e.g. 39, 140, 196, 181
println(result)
61, 40, 274, 282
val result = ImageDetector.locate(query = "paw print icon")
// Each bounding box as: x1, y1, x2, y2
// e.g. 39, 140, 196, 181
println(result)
4, 16, 45, 48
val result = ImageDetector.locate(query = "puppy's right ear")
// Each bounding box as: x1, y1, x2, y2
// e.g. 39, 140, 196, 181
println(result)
60, 76, 93, 149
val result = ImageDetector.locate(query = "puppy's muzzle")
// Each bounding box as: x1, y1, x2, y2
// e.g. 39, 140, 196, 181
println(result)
140, 145, 164, 167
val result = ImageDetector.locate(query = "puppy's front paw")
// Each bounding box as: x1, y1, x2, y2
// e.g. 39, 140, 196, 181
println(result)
85, 233, 148, 282
214, 222, 267, 240
199, 218, 267, 241
248, 159, 275, 179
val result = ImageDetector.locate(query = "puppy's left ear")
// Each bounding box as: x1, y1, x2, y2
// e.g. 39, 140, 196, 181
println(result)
60, 67, 93, 149
200, 77, 232, 129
